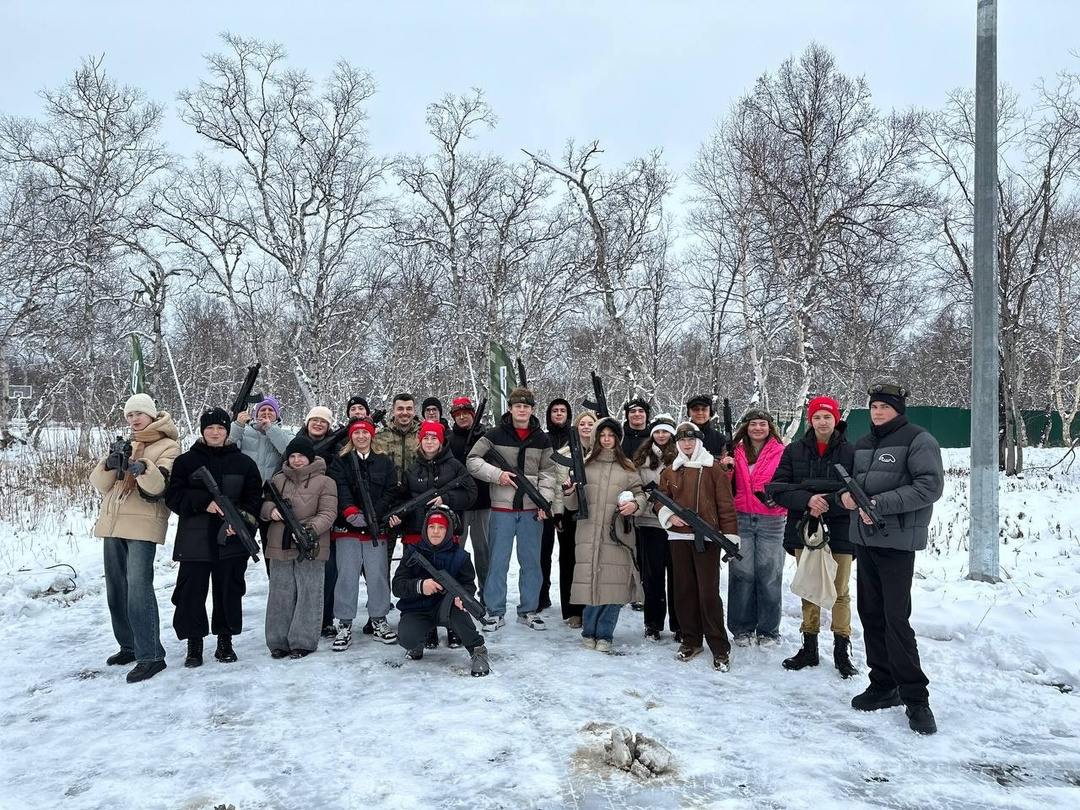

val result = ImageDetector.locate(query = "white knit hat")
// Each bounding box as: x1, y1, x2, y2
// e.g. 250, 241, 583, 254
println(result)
305, 405, 334, 425
123, 393, 157, 417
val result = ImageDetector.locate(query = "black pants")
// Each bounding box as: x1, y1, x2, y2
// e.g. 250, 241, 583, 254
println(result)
558, 516, 584, 620
172, 557, 249, 640
855, 545, 930, 704
639, 526, 679, 634
397, 598, 484, 653
539, 518, 556, 610
322, 541, 338, 628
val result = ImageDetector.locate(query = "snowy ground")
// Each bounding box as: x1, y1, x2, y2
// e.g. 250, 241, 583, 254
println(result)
1, 448, 1079, 809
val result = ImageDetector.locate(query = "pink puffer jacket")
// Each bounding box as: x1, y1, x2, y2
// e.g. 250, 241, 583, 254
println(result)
732, 438, 787, 516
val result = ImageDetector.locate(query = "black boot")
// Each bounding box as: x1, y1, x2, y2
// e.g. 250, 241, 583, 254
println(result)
782, 633, 819, 670
425, 628, 440, 649
214, 634, 238, 663
906, 703, 938, 735
106, 650, 136, 666
833, 635, 858, 679
184, 637, 204, 668
447, 629, 463, 649
126, 660, 167, 683
851, 683, 903, 711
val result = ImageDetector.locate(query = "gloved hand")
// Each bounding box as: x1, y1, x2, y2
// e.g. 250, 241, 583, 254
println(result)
345, 512, 367, 528
127, 460, 147, 477
104, 455, 120, 471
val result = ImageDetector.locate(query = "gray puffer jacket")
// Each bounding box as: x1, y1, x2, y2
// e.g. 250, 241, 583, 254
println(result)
229, 420, 292, 482
849, 416, 944, 552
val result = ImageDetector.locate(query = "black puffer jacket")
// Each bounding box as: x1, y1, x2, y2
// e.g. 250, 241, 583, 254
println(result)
328, 449, 398, 537
621, 424, 650, 457
448, 422, 491, 511
391, 445, 477, 537
766, 425, 856, 555
850, 416, 944, 552
164, 440, 262, 562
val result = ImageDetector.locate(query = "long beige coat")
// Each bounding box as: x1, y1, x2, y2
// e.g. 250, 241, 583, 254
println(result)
90, 412, 181, 544
566, 449, 647, 606
259, 457, 337, 561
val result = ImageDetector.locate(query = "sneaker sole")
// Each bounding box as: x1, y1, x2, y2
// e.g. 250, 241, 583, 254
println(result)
372, 636, 398, 645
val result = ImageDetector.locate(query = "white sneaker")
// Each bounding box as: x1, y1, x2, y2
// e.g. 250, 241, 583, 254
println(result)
517, 612, 546, 630
733, 634, 755, 647
331, 623, 353, 652
481, 614, 506, 632
581, 637, 597, 650
595, 639, 613, 653
757, 635, 780, 648
370, 617, 397, 644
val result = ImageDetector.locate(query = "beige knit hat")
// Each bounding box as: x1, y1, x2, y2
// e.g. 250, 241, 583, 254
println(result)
305, 405, 334, 425
123, 393, 157, 418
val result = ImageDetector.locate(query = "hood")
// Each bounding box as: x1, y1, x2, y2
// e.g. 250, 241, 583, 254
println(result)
545, 399, 573, 431
672, 439, 715, 471
277, 455, 328, 483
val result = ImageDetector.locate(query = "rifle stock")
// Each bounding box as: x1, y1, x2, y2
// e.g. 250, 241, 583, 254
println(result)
581, 371, 610, 418
482, 450, 553, 515
379, 469, 474, 532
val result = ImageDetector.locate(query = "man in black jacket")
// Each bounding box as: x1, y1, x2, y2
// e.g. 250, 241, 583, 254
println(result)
686, 395, 726, 456
448, 396, 492, 592
621, 398, 651, 456
841, 381, 944, 735
765, 395, 857, 677
165, 407, 262, 668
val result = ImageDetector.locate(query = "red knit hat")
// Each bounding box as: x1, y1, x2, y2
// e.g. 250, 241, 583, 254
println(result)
418, 420, 446, 444
450, 396, 475, 415
426, 512, 450, 530
807, 396, 841, 423
348, 418, 377, 438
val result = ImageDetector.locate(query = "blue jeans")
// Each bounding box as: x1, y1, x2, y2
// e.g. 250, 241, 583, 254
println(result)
103, 537, 166, 663
483, 510, 543, 617
727, 513, 786, 638
582, 604, 622, 642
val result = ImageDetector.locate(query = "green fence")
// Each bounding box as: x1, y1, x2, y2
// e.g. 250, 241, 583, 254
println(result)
785, 406, 1077, 448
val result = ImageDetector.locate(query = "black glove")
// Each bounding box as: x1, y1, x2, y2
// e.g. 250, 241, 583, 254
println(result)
128, 460, 147, 477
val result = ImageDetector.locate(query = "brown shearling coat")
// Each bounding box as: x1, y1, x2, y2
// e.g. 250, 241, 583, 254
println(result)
259, 457, 337, 561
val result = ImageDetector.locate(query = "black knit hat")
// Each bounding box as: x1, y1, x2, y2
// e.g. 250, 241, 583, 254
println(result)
199, 407, 231, 434
623, 398, 652, 419
868, 381, 907, 415
284, 435, 316, 464
594, 416, 624, 441
421, 396, 443, 416
346, 395, 369, 416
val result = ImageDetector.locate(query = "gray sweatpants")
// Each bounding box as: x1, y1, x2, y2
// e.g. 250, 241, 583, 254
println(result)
265, 558, 325, 653
334, 540, 391, 623
463, 509, 490, 592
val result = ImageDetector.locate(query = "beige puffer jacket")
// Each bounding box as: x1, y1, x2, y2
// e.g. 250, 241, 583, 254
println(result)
565, 449, 647, 606
259, 457, 337, 561
90, 412, 181, 544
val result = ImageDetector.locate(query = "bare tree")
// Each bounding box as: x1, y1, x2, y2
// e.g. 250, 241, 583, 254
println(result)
176, 33, 389, 401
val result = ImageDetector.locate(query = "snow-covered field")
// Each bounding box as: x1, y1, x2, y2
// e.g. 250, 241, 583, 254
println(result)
1, 447, 1079, 809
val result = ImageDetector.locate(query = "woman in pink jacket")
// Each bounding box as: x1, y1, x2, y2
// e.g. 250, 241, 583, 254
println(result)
720, 409, 787, 647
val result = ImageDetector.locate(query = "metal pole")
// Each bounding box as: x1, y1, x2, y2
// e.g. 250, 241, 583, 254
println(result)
969, 0, 1000, 582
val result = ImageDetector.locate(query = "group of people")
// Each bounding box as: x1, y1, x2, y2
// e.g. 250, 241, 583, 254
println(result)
90, 378, 945, 734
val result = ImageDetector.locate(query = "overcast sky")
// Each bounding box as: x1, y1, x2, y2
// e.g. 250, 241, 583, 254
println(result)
2, 1, 1077, 185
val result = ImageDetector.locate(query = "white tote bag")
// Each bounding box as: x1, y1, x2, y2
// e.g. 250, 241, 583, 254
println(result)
790, 520, 838, 609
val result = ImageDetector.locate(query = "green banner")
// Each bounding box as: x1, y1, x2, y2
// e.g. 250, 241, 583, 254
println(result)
129, 335, 147, 396
489, 341, 514, 417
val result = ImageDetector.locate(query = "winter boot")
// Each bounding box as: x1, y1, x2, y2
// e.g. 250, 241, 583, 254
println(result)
713, 653, 730, 673
405, 647, 424, 661
425, 627, 440, 649
782, 633, 819, 671
321, 622, 338, 639
361, 618, 374, 635
184, 637, 204, 668
447, 629, 463, 649
106, 650, 136, 666
833, 635, 858, 679
214, 634, 238, 663
470, 645, 490, 677
906, 703, 938, 735
126, 660, 167, 683
289, 648, 313, 659
851, 683, 903, 711
270, 648, 290, 659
